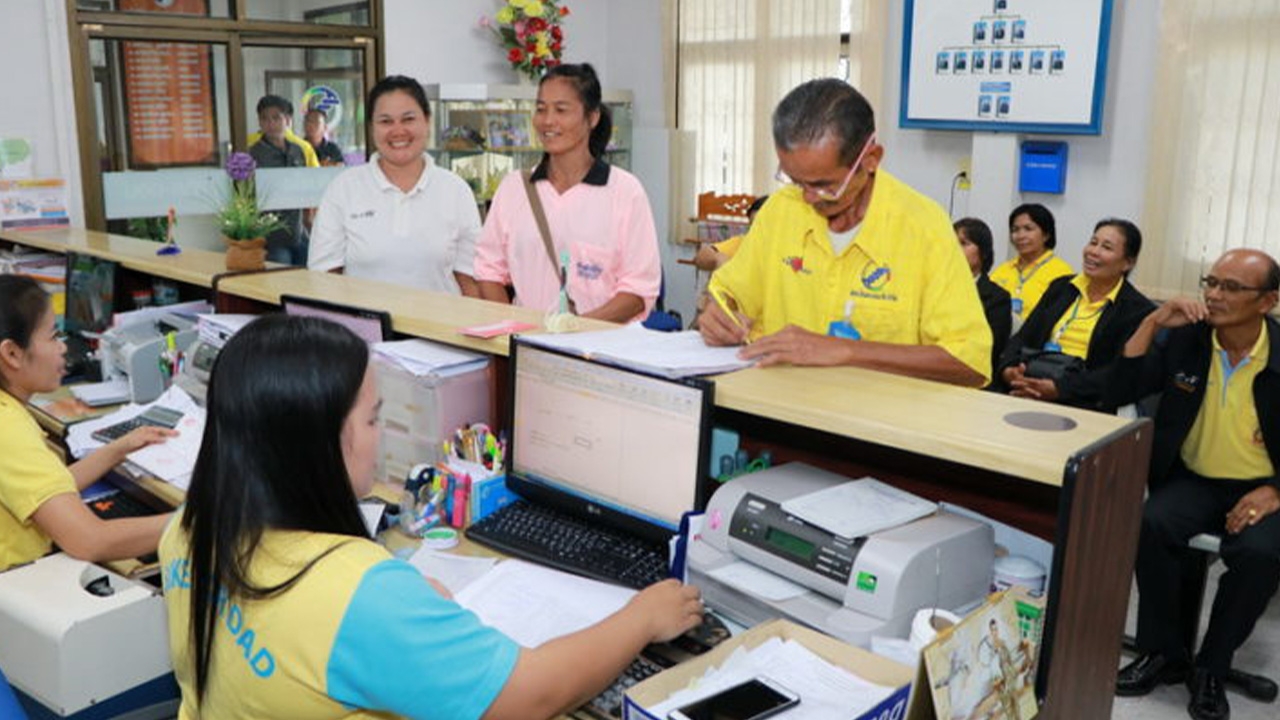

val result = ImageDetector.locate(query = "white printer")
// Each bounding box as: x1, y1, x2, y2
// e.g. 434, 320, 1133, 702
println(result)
688, 463, 995, 647
101, 314, 197, 404
0, 553, 176, 718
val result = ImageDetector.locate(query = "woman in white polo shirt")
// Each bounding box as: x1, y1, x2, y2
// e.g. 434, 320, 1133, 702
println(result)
310, 76, 482, 295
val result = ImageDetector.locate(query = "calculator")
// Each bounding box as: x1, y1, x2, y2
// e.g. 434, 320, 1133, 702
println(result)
91, 405, 184, 443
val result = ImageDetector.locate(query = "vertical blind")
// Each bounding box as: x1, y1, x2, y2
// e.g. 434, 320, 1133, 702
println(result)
677, 0, 844, 195
1139, 0, 1280, 296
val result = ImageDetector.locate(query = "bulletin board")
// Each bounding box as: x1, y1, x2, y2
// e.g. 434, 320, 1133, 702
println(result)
899, 0, 1113, 135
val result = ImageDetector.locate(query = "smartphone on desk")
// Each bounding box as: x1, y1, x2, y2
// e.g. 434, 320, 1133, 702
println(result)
667, 677, 798, 720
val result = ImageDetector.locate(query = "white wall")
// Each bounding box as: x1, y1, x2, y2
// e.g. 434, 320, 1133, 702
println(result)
879, 0, 1161, 271
0, 0, 83, 228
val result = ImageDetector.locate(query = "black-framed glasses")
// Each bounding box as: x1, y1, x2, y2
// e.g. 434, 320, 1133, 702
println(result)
1200, 275, 1269, 294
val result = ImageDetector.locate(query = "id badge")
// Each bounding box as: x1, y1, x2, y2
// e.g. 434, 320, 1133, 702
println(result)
1043, 341, 1062, 352
1011, 298, 1023, 316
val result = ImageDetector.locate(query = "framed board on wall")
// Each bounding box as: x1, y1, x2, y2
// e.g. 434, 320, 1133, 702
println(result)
899, 0, 1114, 135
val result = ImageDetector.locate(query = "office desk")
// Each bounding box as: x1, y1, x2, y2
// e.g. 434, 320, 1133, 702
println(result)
37, 237, 1149, 719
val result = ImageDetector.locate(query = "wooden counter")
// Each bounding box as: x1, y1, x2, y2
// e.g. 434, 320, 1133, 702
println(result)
215, 268, 616, 355
12, 228, 1147, 720
0, 228, 274, 289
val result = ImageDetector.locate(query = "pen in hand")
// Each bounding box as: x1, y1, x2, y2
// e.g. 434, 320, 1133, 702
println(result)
707, 286, 751, 344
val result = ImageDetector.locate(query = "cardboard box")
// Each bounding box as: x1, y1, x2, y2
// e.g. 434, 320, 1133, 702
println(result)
624, 619, 924, 720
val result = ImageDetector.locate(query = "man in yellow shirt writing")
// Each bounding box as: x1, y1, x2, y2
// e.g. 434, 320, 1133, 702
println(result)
697, 79, 991, 387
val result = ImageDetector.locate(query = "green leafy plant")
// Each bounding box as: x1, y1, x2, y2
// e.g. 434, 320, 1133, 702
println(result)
217, 152, 284, 241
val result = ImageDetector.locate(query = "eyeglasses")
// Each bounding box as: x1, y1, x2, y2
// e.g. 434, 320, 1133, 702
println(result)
1200, 275, 1271, 294
775, 133, 877, 202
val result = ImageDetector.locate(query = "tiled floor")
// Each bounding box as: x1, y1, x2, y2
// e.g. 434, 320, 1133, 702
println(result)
1113, 564, 1280, 719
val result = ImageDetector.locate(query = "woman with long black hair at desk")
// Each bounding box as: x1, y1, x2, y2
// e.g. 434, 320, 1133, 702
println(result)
160, 314, 703, 719
0, 274, 174, 573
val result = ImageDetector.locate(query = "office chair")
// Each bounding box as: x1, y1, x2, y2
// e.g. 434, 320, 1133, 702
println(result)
642, 276, 683, 332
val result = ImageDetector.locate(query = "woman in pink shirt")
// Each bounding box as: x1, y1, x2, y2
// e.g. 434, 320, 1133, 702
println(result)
474, 63, 661, 322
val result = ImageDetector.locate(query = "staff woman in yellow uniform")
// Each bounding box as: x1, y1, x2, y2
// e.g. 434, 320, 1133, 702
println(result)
996, 219, 1156, 411
160, 315, 703, 719
989, 203, 1074, 320
0, 275, 174, 573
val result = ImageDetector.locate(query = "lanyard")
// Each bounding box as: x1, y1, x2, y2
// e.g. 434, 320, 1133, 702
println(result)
1049, 293, 1107, 348
1015, 252, 1054, 296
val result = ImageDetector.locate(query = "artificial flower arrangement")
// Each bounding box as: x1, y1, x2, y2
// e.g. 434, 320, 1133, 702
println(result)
217, 152, 283, 242
481, 0, 569, 81
217, 152, 282, 270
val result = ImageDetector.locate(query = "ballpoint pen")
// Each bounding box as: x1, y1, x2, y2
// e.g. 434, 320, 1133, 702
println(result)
708, 285, 750, 342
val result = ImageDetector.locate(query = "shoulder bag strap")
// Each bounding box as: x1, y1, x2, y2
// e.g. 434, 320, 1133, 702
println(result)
521, 170, 576, 314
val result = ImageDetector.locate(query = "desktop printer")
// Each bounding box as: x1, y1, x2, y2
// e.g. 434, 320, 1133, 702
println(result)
101, 313, 197, 404
688, 463, 994, 647
0, 553, 176, 718
172, 339, 220, 406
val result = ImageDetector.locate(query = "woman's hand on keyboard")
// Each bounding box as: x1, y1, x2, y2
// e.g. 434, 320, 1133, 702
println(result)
631, 579, 704, 643
110, 425, 179, 456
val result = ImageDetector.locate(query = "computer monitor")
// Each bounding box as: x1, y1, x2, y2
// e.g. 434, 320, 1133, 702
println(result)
506, 338, 714, 543
280, 294, 392, 344
63, 252, 118, 379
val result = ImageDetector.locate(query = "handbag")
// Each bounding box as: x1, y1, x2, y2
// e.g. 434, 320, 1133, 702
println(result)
521, 170, 577, 315
1019, 347, 1085, 382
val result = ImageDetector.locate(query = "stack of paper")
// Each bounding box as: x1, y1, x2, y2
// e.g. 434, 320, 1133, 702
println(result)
66, 385, 205, 490
646, 638, 896, 720
373, 338, 488, 378
780, 478, 937, 539
196, 313, 258, 349
453, 559, 635, 648
523, 324, 753, 378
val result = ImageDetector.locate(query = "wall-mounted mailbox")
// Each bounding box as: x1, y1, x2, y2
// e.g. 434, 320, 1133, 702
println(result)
1019, 141, 1068, 194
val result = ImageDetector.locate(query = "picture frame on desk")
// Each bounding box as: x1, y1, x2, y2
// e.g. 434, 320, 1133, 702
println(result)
485, 111, 534, 150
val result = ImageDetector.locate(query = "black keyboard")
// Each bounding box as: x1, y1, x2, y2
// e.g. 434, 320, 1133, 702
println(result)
86, 489, 162, 520
582, 654, 671, 719
465, 500, 670, 590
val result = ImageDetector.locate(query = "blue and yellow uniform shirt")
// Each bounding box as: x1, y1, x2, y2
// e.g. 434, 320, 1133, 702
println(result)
1181, 324, 1274, 481
160, 517, 518, 720
710, 171, 992, 382
989, 251, 1074, 319
0, 388, 77, 572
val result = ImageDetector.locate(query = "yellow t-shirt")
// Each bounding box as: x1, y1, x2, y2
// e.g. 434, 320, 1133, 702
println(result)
989, 251, 1074, 319
246, 129, 320, 168
1181, 325, 1274, 480
1047, 274, 1123, 360
160, 519, 518, 720
0, 388, 77, 572
710, 172, 992, 381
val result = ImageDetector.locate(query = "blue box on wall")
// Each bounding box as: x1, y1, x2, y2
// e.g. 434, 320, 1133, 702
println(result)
1019, 141, 1068, 193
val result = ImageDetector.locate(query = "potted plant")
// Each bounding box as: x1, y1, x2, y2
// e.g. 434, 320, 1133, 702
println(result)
217, 152, 283, 271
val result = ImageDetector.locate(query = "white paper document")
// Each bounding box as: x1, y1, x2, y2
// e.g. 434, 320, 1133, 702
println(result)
706, 561, 809, 602
66, 385, 205, 489
454, 559, 635, 648
373, 338, 488, 377
407, 549, 498, 596
780, 477, 937, 539
196, 313, 259, 348
523, 324, 753, 378
646, 637, 896, 720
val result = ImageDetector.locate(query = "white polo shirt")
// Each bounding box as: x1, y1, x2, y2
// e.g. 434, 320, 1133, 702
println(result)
310, 153, 481, 293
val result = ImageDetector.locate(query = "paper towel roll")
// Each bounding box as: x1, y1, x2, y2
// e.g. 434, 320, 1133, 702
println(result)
910, 607, 961, 650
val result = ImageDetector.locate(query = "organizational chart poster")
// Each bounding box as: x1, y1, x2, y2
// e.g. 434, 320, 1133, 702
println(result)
900, 0, 1112, 134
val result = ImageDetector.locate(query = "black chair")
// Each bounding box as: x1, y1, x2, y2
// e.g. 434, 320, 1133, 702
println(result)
1122, 533, 1278, 702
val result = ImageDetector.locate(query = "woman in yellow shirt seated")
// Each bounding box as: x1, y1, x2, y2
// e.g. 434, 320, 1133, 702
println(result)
161, 314, 703, 719
0, 275, 175, 573
995, 219, 1155, 411
989, 203, 1074, 320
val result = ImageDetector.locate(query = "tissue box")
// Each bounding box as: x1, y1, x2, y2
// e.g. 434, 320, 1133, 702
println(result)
624, 619, 922, 720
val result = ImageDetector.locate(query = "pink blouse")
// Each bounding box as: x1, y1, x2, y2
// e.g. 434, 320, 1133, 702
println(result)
473, 161, 661, 320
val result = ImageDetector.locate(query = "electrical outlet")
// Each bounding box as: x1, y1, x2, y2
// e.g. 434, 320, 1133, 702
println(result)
958, 156, 972, 190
